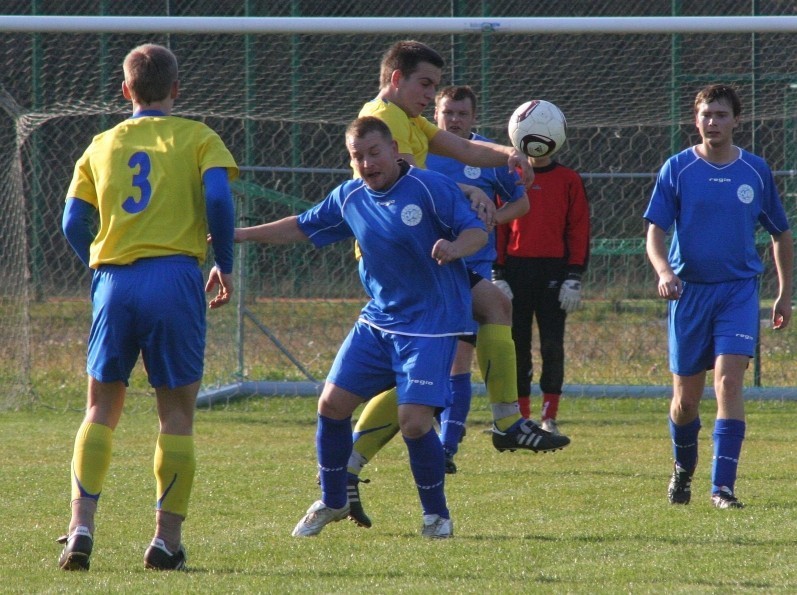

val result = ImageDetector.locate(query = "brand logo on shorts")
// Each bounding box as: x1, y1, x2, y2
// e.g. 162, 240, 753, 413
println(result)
735, 333, 754, 341
401, 204, 423, 226
737, 184, 754, 204
409, 378, 435, 386
464, 165, 481, 179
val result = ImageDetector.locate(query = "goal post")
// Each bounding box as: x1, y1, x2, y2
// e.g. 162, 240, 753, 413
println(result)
3, 8, 797, 410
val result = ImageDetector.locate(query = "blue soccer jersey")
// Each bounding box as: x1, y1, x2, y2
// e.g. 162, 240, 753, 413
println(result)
427, 132, 525, 276
644, 146, 789, 283
297, 165, 485, 336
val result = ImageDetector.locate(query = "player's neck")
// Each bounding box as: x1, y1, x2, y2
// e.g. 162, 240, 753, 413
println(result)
377, 89, 410, 116
696, 141, 737, 164
132, 99, 173, 117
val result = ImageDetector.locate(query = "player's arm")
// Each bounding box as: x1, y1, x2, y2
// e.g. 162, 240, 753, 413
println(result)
235, 215, 310, 245
432, 227, 488, 265
429, 129, 534, 188
770, 229, 793, 330
494, 194, 529, 226
62, 197, 97, 268
204, 167, 236, 310
645, 222, 681, 300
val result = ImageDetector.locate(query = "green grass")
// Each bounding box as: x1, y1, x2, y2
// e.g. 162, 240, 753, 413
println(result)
4, 396, 797, 593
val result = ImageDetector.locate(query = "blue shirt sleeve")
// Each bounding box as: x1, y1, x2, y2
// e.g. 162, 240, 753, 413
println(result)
643, 157, 678, 231
204, 167, 235, 274
62, 197, 96, 268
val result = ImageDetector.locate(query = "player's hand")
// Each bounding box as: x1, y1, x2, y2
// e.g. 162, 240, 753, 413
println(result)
431, 239, 461, 265
491, 266, 513, 299
772, 296, 792, 330
558, 274, 582, 313
206, 265, 234, 309
463, 186, 496, 230
509, 148, 534, 189
657, 273, 682, 300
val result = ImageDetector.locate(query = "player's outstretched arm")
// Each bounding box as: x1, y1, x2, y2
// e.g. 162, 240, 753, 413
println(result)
429, 130, 534, 188
771, 229, 793, 330
234, 216, 309, 245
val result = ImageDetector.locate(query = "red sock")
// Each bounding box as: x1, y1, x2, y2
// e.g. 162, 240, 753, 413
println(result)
541, 393, 560, 421
517, 396, 531, 419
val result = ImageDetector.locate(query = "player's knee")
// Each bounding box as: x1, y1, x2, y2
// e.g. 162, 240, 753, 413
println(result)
472, 286, 512, 325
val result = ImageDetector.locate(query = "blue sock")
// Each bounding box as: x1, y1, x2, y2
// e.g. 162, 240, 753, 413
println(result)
440, 373, 472, 454
403, 428, 449, 518
317, 414, 352, 509
669, 416, 701, 473
711, 418, 745, 495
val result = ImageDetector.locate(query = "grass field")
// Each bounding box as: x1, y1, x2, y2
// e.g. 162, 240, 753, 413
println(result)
4, 395, 797, 593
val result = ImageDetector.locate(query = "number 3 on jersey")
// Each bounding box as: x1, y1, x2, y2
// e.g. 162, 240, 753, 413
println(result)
122, 151, 152, 214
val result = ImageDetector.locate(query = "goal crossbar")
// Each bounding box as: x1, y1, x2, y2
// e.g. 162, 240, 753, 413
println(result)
2, 16, 797, 35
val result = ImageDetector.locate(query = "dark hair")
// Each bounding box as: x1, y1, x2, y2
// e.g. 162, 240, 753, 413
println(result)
123, 43, 178, 104
379, 40, 444, 88
694, 84, 741, 117
435, 85, 477, 113
346, 116, 393, 143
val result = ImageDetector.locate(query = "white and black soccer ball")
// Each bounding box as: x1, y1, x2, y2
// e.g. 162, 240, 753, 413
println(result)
508, 100, 567, 158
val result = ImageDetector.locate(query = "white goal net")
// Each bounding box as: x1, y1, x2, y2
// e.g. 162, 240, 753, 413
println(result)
3, 1, 797, 409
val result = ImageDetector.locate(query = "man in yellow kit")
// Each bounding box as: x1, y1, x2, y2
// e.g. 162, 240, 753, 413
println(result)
58, 43, 237, 571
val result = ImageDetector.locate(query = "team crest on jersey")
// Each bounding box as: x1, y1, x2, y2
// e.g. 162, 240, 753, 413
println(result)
401, 204, 423, 226
463, 165, 481, 180
737, 184, 754, 204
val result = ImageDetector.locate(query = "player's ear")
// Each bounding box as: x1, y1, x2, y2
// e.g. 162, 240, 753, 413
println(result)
390, 69, 403, 88
122, 80, 132, 100
171, 80, 180, 99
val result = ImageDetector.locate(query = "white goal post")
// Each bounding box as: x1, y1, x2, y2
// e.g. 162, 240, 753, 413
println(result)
2, 15, 797, 34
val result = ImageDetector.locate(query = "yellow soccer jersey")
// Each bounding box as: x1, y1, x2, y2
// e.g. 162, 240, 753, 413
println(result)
66, 116, 238, 268
357, 99, 439, 169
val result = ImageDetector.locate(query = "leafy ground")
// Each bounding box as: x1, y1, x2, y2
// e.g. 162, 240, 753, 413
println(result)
3, 396, 797, 593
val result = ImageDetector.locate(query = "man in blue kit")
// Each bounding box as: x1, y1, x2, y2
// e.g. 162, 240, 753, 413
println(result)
644, 83, 792, 509
233, 116, 487, 538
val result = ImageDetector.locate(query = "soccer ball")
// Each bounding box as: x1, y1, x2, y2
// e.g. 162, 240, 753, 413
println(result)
507, 100, 567, 158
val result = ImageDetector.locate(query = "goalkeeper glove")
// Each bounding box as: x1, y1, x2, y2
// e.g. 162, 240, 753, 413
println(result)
558, 273, 582, 313
491, 266, 513, 300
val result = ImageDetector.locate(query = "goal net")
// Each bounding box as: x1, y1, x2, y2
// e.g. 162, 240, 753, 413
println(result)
3, 1, 797, 410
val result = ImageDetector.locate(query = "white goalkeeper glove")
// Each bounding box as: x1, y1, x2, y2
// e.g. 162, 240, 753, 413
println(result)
558, 273, 582, 313
491, 267, 513, 300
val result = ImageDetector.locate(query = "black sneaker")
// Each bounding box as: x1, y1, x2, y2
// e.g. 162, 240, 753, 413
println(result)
144, 538, 187, 570
711, 486, 744, 509
444, 449, 457, 474
57, 526, 93, 571
346, 475, 372, 528
668, 465, 693, 504
491, 418, 570, 453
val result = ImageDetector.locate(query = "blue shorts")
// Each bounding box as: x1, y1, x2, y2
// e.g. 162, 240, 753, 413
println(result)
327, 320, 457, 409
87, 255, 206, 389
668, 277, 759, 376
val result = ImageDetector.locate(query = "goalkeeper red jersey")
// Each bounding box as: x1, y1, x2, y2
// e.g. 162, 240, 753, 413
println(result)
496, 161, 590, 272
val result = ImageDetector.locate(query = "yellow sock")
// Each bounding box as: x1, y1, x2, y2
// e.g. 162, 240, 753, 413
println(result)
71, 421, 113, 501
348, 387, 400, 474
476, 324, 521, 431
154, 433, 196, 518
